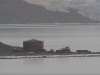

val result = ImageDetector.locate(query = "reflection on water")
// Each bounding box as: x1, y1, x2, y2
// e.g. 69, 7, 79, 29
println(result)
23, 58, 45, 64
0, 74, 100, 75
0, 57, 100, 75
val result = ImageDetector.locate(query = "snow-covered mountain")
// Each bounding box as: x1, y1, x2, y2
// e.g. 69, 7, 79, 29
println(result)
24, 0, 100, 21
0, 0, 95, 24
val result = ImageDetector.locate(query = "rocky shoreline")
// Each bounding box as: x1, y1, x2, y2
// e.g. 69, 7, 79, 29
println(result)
0, 41, 100, 59
1, 53, 100, 59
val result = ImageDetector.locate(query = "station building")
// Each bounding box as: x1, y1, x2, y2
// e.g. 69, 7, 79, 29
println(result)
77, 50, 91, 53
56, 47, 71, 53
23, 39, 44, 52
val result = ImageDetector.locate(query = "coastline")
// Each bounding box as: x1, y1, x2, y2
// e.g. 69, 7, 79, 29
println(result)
1, 53, 100, 59
0, 39, 100, 59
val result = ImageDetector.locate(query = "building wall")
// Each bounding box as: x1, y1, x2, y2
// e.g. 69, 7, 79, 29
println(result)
77, 50, 91, 53
23, 41, 43, 52
56, 47, 71, 53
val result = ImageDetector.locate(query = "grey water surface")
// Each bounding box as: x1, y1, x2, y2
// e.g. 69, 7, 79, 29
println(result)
0, 24, 100, 51
0, 57, 100, 75
0, 24, 100, 75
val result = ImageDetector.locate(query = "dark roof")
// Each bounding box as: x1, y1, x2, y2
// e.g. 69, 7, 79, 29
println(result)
23, 39, 43, 43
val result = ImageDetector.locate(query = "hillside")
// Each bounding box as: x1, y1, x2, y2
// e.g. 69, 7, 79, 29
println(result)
0, 0, 96, 24
0, 42, 13, 55
0, 42, 23, 55
0, 42, 13, 51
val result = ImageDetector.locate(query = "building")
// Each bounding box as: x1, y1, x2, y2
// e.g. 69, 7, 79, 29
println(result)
56, 47, 71, 53
23, 39, 44, 52
77, 50, 91, 53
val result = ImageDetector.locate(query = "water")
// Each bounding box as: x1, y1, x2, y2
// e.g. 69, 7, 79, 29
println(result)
0, 57, 100, 75
0, 24, 100, 75
0, 24, 100, 51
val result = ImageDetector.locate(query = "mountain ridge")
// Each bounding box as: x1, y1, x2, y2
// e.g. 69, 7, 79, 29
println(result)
24, 0, 100, 21
0, 0, 96, 24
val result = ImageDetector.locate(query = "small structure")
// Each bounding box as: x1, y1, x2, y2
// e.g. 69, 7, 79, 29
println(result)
23, 39, 44, 52
35, 49, 46, 53
50, 49, 54, 53
56, 47, 71, 53
77, 50, 91, 53
47, 49, 55, 53
11, 47, 23, 52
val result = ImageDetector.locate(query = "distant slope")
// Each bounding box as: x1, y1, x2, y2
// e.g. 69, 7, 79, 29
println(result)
0, 0, 96, 24
0, 42, 23, 56
0, 42, 13, 51
0, 42, 13, 55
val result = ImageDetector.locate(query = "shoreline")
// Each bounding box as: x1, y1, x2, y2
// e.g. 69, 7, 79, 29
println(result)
1, 54, 100, 59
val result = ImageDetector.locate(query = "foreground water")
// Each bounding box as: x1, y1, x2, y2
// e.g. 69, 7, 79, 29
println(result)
0, 57, 100, 75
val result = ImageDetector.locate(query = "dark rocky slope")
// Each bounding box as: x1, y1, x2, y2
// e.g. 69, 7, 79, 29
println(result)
0, 42, 23, 56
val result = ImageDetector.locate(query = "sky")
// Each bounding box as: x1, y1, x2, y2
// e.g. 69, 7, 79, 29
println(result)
24, 0, 100, 21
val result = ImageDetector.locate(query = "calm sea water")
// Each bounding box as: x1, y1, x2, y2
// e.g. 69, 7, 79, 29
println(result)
0, 24, 100, 51
0, 24, 100, 75
0, 57, 100, 75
